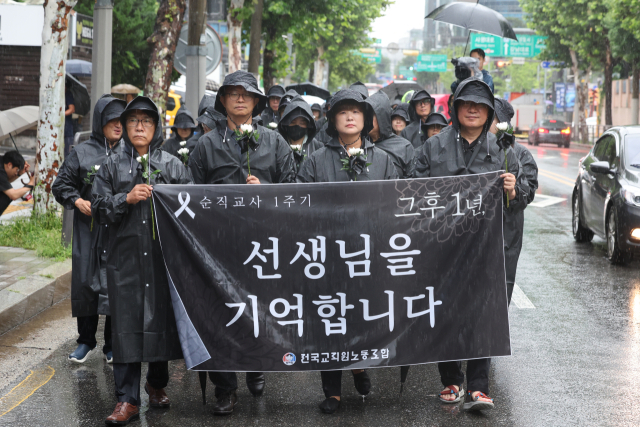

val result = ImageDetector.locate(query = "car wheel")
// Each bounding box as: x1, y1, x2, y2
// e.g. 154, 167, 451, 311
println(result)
534, 135, 539, 146
606, 208, 629, 265
564, 141, 570, 148
557, 142, 563, 148
572, 192, 594, 242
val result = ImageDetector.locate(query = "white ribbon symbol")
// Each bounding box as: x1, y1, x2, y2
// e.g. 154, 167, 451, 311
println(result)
175, 192, 195, 219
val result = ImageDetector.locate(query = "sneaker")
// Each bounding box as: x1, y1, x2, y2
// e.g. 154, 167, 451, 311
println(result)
68, 344, 95, 363
104, 351, 113, 364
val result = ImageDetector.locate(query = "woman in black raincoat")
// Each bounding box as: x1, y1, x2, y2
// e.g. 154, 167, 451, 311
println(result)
297, 89, 398, 414
52, 94, 126, 364
413, 78, 527, 412
277, 95, 324, 173
188, 70, 295, 416
391, 103, 411, 136
161, 108, 197, 157
91, 96, 193, 425
365, 91, 415, 178
400, 89, 435, 149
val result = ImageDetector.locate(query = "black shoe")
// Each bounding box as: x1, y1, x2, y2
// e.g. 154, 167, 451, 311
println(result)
212, 391, 237, 415
319, 397, 341, 414
246, 372, 265, 396
353, 370, 371, 395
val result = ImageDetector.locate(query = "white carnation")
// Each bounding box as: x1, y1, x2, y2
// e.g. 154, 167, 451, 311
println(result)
178, 148, 189, 155
136, 156, 142, 163
348, 148, 364, 157
269, 122, 278, 129
180, 141, 187, 146
496, 122, 509, 131
94, 165, 100, 170
240, 124, 253, 133
290, 144, 302, 152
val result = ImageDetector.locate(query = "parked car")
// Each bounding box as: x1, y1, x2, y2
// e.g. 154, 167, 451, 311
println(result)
528, 119, 571, 148
572, 126, 640, 264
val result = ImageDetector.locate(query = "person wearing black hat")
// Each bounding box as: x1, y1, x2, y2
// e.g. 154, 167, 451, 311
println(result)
297, 90, 397, 414
391, 103, 411, 136
91, 96, 192, 425
261, 84, 285, 125
400, 89, 435, 149
490, 98, 538, 304
311, 103, 323, 121
278, 96, 324, 173
53, 94, 126, 366
188, 71, 295, 414
349, 81, 370, 99
424, 112, 449, 139
413, 79, 526, 412
391, 96, 403, 110
161, 108, 197, 158
365, 91, 414, 178
185, 94, 225, 152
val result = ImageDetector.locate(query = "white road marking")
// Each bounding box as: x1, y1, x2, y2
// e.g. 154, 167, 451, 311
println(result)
512, 284, 536, 309
529, 194, 566, 208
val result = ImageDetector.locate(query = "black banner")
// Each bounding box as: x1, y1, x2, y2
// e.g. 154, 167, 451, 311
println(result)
153, 172, 510, 372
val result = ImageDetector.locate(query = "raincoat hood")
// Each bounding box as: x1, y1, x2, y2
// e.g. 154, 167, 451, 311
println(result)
425, 112, 449, 127
311, 103, 322, 112
120, 96, 164, 153
408, 89, 434, 122
172, 108, 197, 130
365, 91, 394, 140
450, 78, 495, 132
282, 89, 300, 103
391, 103, 411, 123
267, 84, 286, 98
92, 94, 126, 141
277, 95, 317, 141
196, 94, 220, 129
326, 89, 374, 139
494, 98, 514, 125
349, 81, 370, 99
214, 70, 267, 117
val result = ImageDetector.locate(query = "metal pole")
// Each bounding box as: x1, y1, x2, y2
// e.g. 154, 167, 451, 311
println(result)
544, 68, 547, 115
186, 0, 207, 116
89, 0, 113, 129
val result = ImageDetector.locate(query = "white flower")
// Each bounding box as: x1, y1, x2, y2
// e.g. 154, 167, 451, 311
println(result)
496, 122, 509, 131
290, 144, 302, 152
348, 147, 364, 157
94, 165, 100, 170
180, 141, 187, 147
177, 148, 189, 155
240, 124, 253, 133
268, 122, 278, 129
136, 156, 142, 163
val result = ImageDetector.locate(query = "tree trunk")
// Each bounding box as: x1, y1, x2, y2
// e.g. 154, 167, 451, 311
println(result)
188, 0, 206, 46
632, 64, 639, 125
144, 0, 186, 115
604, 41, 614, 126
313, 46, 325, 87
262, 25, 277, 93
35, 0, 77, 214
247, 0, 263, 75
228, 0, 245, 73
569, 50, 581, 142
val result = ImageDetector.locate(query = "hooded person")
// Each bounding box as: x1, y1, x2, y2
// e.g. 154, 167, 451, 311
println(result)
391, 103, 411, 136
424, 112, 449, 139
297, 89, 397, 414
349, 81, 370, 99
261, 84, 285, 125
413, 78, 527, 413
365, 91, 415, 178
400, 89, 435, 149
91, 96, 193, 425
278, 95, 324, 173
186, 94, 225, 152
161, 108, 197, 158
311, 103, 323, 121
187, 71, 295, 414
490, 98, 538, 304
52, 94, 126, 365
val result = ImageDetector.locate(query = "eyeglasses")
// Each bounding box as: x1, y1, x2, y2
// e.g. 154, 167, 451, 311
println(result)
225, 92, 257, 101
459, 101, 488, 110
126, 118, 155, 128
416, 100, 431, 107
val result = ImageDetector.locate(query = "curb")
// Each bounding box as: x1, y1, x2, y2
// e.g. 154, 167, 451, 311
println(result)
0, 259, 72, 335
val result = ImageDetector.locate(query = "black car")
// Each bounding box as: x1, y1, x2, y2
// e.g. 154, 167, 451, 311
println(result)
528, 119, 571, 148
572, 126, 640, 264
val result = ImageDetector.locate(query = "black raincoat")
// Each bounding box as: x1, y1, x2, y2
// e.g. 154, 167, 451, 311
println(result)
161, 108, 197, 158
315, 121, 331, 145
91, 97, 193, 364
365, 91, 415, 178
400, 90, 434, 149
260, 85, 285, 126
277, 96, 324, 173
186, 95, 224, 152
53, 94, 126, 317
349, 81, 370, 99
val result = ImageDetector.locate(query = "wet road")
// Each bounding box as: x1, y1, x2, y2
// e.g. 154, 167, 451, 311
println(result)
1, 142, 639, 426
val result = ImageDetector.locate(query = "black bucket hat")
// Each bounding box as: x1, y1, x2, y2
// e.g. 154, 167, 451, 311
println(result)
173, 108, 197, 129
391, 103, 411, 123
267, 85, 286, 98
349, 81, 369, 99
494, 98, 515, 124
311, 103, 322, 113
121, 96, 160, 125
214, 70, 267, 117
326, 89, 374, 139
425, 112, 448, 127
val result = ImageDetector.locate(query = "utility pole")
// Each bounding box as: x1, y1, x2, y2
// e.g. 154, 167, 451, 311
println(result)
186, 0, 207, 116
89, 0, 113, 128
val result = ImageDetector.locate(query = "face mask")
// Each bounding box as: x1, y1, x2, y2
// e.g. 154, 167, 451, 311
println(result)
287, 125, 307, 141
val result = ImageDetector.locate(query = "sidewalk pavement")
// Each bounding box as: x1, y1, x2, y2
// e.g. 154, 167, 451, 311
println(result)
0, 246, 71, 335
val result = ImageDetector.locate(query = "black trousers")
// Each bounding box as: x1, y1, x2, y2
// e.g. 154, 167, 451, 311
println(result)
321, 370, 344, 398
207, 372, 263, 397
113, 361, 169, 406
76, 315, 111, 354
438, 358, 491, 395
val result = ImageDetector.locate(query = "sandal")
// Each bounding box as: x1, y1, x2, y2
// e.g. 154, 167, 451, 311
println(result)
438, 385, 463, 403
462, 391, 494, 411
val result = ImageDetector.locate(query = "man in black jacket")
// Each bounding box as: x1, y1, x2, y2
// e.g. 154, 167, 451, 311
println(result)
400, 89, 435, 149
161, 108, 197, 157
260, 84, 285, 125
53, 94, 126, 365
277, 96, 324, 173
188, 71, 295, 415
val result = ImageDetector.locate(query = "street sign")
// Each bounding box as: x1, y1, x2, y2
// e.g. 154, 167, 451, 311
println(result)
355, 48, 382, 63
470, 34, 547, 58
398, 66, 415, 79
541, 61, 563, 69
512, 57, 525, 65
416, 54, 447, 72
174, 24, 224, 76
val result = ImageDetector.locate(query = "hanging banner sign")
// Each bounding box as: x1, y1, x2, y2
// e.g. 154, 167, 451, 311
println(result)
153, 172, 511, 372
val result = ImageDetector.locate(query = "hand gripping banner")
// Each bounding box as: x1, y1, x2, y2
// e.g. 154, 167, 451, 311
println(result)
153, 171, 511, 372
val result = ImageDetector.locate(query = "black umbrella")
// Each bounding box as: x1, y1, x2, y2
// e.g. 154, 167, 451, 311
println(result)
285, 82, 331, 100
65, 74, 91, 116
66, 59, 92, 77
380, 82, 424, 101
425, 1, 518, 54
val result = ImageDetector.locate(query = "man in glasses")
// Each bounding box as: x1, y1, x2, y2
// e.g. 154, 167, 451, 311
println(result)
188, 70, 295, 415
400, 89, 435, 149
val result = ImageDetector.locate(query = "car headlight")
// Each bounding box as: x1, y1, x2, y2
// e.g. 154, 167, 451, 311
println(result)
621, 185, 640, 207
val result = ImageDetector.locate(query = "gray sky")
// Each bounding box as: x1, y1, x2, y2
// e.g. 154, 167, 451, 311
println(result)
370, 0, 426, 47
